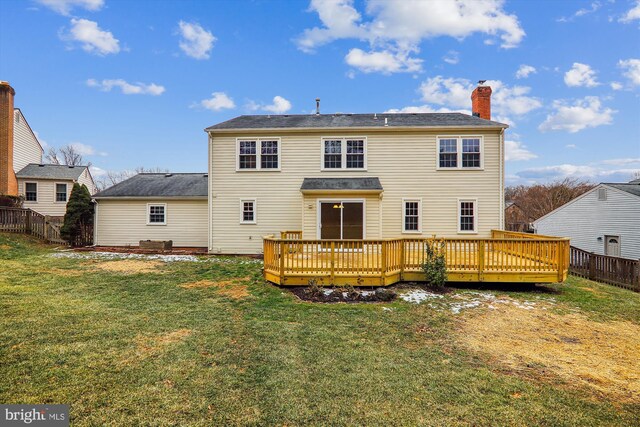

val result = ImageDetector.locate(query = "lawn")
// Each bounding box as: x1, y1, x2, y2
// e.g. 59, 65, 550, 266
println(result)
1, 233, 639, 426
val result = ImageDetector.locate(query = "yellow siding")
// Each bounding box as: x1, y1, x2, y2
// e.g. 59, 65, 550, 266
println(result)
210, 129, 503, 254
13, 110, 43, 173
18, 179, 73, 217
95, 199, 208, 247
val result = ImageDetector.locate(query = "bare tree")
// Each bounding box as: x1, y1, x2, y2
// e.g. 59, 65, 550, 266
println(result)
46, 144, 90, 167
45, 147, 61, 165
505, 178, 595, 227
95, 166, 170, 191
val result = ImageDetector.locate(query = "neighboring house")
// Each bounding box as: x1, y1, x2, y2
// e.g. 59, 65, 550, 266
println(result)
205, 85, 508, 254
505, 201, 533, 232
533, 179, 640, 259
13, 109, 44, 173
93, 173, 208, 248
16, 164, 96, 218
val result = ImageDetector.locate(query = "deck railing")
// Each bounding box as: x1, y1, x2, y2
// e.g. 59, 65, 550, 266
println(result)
263, 230, 570, 286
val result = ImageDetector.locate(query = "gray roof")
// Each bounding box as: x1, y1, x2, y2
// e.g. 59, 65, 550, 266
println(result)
301, 177, 383, 191
206, 113, 508, 131
16, 163, 87, 180
605, 182, 640, 198
93, 173, 208, 198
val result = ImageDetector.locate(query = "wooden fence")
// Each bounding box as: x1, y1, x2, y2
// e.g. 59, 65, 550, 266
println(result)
569, 246, 640, 292
264, 230, 570, 286
0, 207, 93, 246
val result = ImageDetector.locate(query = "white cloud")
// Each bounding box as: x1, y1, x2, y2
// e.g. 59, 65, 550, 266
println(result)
296, 0, 525, 74
505, 140, 537, 161
618, 58, 640, 86
610, 81, 623, 90
557, 1, 602, 22
177, 21, 216, 60
345, 48, 422, 73
62, 18, 120, 55
86, 78, 165, 95
417, 76, 542, 118
516, 163, 638, 184
566, 144, 577, 149
89, 165, 107, 177
564, 62, 599, 87
33, 130, 48, 149
601, 158, 640, 166
538, 96, 615, 133
619, 0, 640, 23
443, 50, 459, 65
384, 105, 468, 114
193, 92, 236, 112
248, 96, 292, 114
515, 64, 536, 79
69, 142, 107, 157
36, 0, 103, 16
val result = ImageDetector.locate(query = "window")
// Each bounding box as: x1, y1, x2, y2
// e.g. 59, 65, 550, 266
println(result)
322, 138, 366, 170
403, 199, 422, 233
55, 183, 67, 202
438, 137, 483, 169
237, 139, 280, 170
25, 182, 37, 202
147, 204, 166, 225
458, 199, 477, 233
240, 199, 256, 224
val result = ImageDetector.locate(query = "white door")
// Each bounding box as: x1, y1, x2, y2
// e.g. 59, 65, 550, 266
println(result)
604, 235, 620, 257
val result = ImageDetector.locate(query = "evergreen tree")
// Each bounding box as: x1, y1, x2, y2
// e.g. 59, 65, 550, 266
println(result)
61, 183, 94, 246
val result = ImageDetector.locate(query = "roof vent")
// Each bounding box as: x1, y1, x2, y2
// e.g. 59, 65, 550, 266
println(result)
315, 98, 320, 115
165, 173, 173, 177
203, 174, 208, 178
384, 117, 388, 127
38, 164, 45, 167
373, 113, 378, 120
68, 165, 75, 168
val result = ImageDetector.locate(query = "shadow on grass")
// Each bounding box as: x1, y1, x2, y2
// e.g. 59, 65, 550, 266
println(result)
445, 281, 561, 294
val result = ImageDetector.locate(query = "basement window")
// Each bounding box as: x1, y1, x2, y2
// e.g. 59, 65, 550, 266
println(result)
147, 204, 166, 225
25, 182, 37, 201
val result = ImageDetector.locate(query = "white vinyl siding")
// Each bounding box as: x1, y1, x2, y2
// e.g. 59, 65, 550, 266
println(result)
18, 179, 73, 217
210, 130, 502, 254
95, 199, 208, 247
12, 110, 43, 173
534, 185, 640, 259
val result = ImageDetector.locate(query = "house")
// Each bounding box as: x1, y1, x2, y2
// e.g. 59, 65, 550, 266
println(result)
1, 81, 96, 217
93, 173, 208, 248
533, 179, 640, 259
505, 201, 533, 232
16, 164, 97, 218
205, 84, 508, 254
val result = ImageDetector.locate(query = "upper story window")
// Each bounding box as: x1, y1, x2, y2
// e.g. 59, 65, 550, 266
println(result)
25, 182, 37, 202
55, 183, 67, 202
438, 137, 483, 169
322, 138, 366, 170
237, 138, 280, 171
147, 204, 166, 225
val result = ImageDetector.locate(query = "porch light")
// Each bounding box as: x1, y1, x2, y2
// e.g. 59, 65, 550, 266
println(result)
333, 204, 344, 209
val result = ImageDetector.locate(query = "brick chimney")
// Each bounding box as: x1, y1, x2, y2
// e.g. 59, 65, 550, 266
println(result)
0, 81, 18, 196
471, 83, 492, 120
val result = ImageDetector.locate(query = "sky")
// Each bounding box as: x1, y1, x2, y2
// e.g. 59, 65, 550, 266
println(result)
1, 0, 639, 185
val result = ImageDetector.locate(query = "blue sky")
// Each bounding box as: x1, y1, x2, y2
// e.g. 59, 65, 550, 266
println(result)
1, 0, 639, 185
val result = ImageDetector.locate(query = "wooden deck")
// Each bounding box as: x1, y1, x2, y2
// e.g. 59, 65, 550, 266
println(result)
263, 230, 570, 286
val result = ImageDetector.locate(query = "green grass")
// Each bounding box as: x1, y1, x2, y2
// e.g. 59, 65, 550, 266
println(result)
1, 233, 639, 426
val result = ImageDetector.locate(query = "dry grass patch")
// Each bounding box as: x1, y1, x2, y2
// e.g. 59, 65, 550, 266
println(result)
135, 329, 192, 355
0, 244, 12, 250
457, 303, 640, 403
46, 267, 84, 277
180, 277, 251, 299
92, 259, 164, 274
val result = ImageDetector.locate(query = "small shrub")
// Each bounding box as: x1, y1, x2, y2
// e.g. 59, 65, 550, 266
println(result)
0, 194, 24, 208
307, 278, 323, 297
423, 238, 448, 287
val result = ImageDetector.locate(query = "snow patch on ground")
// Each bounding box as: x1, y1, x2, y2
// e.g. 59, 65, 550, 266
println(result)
399, 290, 444, 304
49, 251, 262, 264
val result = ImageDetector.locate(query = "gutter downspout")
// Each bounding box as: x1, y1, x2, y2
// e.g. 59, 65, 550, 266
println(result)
207, 131, 213, 253
499, 128, 505, 231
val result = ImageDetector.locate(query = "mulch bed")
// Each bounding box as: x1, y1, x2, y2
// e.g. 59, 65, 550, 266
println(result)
289, 287, 397, 303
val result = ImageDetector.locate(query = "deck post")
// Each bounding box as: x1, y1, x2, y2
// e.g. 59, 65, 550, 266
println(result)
381, 241, 387, 286
399, 240, 405, 281
25, 210, 31, 234
279, 241, 286, 284
477, 241, 485, 281
330, 241, 335, 285
557, 242, 565, 282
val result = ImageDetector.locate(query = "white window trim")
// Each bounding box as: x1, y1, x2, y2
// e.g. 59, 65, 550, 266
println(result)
235, 138, 281, 172
401, 198, 422, 234
436, 135, 484, 170
146, 203, 167, 226
457, 198, 478, 234
24, 181, 38, 203
320, 136, 368, 171
240, 198, 257, 224
54, 182, 68, 203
